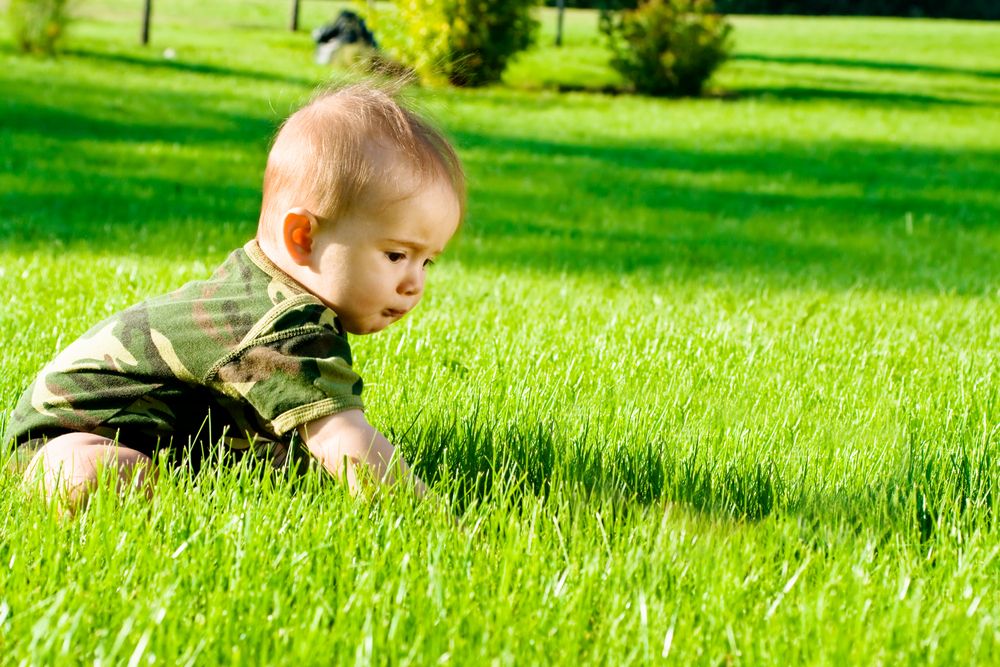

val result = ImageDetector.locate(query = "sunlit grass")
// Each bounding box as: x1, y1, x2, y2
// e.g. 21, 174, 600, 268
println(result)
0, 1, 998, 663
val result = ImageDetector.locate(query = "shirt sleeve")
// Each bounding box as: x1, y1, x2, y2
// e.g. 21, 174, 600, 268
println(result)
210, 308, 363, 437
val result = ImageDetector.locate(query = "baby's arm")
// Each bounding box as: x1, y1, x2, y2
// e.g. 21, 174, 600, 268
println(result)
298, 409, 427, 497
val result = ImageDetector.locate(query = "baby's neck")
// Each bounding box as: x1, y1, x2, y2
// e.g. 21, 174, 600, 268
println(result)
256, 235, 308, 285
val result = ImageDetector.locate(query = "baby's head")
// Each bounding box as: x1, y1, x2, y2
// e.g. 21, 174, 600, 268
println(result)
258, 84, 465, 335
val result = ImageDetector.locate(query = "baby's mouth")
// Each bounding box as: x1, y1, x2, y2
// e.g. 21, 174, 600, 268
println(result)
382, 308, 407, 319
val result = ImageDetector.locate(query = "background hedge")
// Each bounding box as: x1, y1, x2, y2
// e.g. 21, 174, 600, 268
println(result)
545, 0, 999, 19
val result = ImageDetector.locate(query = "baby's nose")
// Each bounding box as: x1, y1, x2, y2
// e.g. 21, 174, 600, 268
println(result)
399, 268, 424, 296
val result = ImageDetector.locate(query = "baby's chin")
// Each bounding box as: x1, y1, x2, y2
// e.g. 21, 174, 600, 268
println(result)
344, 318, 396, 336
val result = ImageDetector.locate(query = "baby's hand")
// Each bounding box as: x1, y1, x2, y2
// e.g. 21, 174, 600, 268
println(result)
298, 409, 428, 496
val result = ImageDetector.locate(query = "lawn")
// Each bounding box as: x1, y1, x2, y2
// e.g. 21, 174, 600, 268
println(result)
0, 1, 998, 664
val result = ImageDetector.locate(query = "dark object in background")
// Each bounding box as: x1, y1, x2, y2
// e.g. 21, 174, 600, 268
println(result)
312, 10, 377, 64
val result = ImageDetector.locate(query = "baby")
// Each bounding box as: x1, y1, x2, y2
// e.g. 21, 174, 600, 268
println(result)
4, 83, 464, 506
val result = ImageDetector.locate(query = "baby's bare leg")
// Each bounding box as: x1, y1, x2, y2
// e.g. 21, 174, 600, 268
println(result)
22, 433, 156, 510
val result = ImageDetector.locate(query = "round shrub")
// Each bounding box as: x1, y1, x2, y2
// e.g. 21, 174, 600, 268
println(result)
600, 0, 732, 97
375, 0, 540, 87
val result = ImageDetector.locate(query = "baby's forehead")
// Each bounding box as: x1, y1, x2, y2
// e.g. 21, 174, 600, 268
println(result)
352, 139, 457, 200
351, 170, 460, 223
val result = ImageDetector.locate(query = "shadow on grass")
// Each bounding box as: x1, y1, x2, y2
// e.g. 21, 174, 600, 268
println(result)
65, 48, 321, 89
733, 53, 1000, 81
731, 86, 991, 107
1, 86, 275, 147
392, 410, 996, 540
544, 83, 991, 108
393, 412, 782, 521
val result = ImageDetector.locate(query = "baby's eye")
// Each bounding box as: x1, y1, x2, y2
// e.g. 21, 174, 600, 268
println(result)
385, 251, 405, 263
423, 258, 435, 268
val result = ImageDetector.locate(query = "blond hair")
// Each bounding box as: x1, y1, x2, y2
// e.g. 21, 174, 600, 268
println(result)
258, 83, 465, 238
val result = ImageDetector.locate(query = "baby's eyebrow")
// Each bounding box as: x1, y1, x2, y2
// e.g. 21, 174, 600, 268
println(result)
384, 238, 423, 249
384, 238, 444, 255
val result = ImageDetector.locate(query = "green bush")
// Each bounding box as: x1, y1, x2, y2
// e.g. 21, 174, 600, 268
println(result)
367, 0, 540, 87
600, 0, 732, 97
8, 0, 72, 55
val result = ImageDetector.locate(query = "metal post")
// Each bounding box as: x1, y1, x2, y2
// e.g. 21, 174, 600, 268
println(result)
141, 0, 152, 45
290, 0, 301, 31
555, 0, 566, 47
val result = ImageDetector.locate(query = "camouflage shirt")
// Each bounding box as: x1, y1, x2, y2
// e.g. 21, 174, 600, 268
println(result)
4, 241, 363, 467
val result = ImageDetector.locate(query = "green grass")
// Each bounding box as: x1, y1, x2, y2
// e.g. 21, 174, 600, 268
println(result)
1, 1, 998, 663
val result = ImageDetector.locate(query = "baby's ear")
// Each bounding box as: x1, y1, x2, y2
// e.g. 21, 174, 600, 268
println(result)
282, 208, 318, 265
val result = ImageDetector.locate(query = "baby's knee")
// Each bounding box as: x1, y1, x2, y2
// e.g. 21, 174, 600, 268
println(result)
25, 435, 93, 489
22, 433, 154, 507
